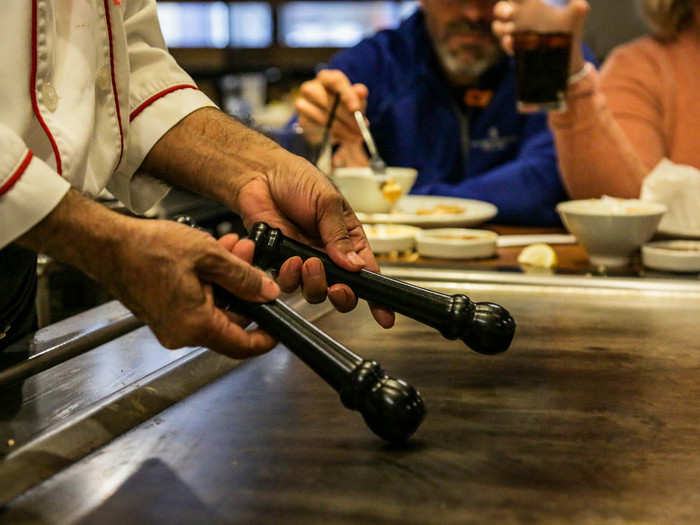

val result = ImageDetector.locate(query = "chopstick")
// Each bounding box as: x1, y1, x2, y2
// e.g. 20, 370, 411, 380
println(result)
313, 92, 341, 165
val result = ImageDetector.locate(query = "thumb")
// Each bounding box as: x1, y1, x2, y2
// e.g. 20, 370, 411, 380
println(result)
197, 243, 280, 302
317, 198, 367, 270
353, 83, 369, 108
567, 0, 589, 38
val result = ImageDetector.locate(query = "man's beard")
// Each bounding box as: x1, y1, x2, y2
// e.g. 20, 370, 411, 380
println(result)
433, 19, 503, 84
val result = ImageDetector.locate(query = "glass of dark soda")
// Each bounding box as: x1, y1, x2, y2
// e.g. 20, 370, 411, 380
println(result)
513, 31, 572, 113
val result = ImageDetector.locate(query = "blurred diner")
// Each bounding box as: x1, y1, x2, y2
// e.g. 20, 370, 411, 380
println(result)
292, 0, 597, 226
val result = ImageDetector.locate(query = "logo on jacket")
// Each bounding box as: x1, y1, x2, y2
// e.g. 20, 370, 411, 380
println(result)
471, 127, 517, 153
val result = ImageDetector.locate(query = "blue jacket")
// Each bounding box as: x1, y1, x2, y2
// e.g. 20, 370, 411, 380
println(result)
326, 11, 579, 226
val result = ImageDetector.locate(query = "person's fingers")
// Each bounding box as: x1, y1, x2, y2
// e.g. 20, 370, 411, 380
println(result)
217, 233, 240, 253
492, 19, 516, 39
370, 303, 395, 329
332, 143, 370, 169
296, 92, 362, 143
352, 83, 369, 113
300, 71, 361, 133
277, 256, 303, 293
299, 79, 329, 109
492, 20, 516, 54
223, 305, 252, 328
298, 80, 356, 130
196, 240, 279, 302
199, 307, 278, 358
316, 69, 363, 113
330, 117, 364, 143
301, 257, 329, 304
493, 0, 515, 20
312, 196, 368, 272
296, 96, 329, 128
230, 237, 255, 263
327, 283, 358, 313
568, 0, 590, 35
352, 83, 369, 101
502, 34, 514, 55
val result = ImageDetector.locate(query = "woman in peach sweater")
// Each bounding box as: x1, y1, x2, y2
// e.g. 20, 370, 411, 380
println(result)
493, 0, 700, 199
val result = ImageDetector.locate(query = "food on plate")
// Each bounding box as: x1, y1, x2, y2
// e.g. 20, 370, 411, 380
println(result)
363, 224, 416, 237
380, 178, 403, 204
415, 204, 466, 215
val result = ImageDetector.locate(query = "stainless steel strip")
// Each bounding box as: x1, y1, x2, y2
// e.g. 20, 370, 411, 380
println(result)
0, 314, 144, 388
378, 264, 700, 293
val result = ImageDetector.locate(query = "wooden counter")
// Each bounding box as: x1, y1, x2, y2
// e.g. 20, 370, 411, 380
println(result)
377, 225, 650, 277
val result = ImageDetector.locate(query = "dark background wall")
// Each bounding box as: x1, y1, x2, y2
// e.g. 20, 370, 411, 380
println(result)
584, 0, 649, 61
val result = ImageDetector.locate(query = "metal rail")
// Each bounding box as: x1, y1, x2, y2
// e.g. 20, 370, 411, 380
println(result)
0, 314, 144, 387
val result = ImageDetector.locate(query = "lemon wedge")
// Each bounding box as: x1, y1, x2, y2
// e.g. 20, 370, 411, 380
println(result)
517, 243, 558, 269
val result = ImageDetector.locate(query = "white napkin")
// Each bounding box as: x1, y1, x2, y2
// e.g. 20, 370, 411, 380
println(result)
641, 158, 700, 233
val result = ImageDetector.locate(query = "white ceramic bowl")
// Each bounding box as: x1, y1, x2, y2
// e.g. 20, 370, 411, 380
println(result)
416, 228, 498, 260
332, 167, 417, 214
556, 198, 667, 267
364, 224, 420, 253
642, 240, 700, 273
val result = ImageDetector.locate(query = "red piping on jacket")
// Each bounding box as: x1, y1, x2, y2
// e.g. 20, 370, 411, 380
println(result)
0, 151, 34, 197
103, 0, 125, 169
30, 0, 62, 175
130, 84, 199, 121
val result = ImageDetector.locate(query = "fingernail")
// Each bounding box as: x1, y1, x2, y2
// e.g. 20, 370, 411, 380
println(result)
307, 258, 323, 275
348, 251, 365, 267
261, 278, 280, 301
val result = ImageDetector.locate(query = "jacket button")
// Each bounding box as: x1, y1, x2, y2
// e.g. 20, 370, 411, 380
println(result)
42, 82, 58, 112
96, 66, 112, 91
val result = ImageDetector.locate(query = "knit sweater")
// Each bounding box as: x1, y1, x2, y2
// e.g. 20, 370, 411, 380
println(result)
549, 30, 700, 199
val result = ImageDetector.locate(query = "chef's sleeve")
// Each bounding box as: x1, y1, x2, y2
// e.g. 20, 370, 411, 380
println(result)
107, 0, 217, 214
0, 123, 71, 249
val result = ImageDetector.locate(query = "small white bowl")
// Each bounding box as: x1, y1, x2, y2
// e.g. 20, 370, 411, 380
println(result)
332, 167, 417, 214
364, 224, 420, 253
416, 228, 498, 259
557, 198, 667, 267
642, 240, 700, 273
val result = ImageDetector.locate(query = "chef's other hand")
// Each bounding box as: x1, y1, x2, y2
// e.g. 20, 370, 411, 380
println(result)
110, 220, 281, 357
16, 190, 282, 358
493, 0, 589, 75
296, 69, 368, 146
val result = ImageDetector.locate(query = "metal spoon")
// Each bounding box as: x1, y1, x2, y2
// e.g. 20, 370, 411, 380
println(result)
354, 110, 386, 175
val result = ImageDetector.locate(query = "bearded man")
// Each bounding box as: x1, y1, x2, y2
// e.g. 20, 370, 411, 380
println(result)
294, 0, 593, 225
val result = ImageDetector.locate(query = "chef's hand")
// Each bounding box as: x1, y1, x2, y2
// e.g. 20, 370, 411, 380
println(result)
16, 190, 281, 358
232, 150, 395, 329
142, 107, 395, 330
296, 69, 368, 147
109, 220, 284, 357
493, 0, 589, 75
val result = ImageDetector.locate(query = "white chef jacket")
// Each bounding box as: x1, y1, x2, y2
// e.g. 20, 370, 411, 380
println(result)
0, 0, 216, 249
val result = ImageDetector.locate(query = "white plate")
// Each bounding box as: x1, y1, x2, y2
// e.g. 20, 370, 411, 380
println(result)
642, 240, 700, 273
356, 196, 498, 228
364, 224, 420, 253
416, 228, 498, 260
656, 226, 700, 240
